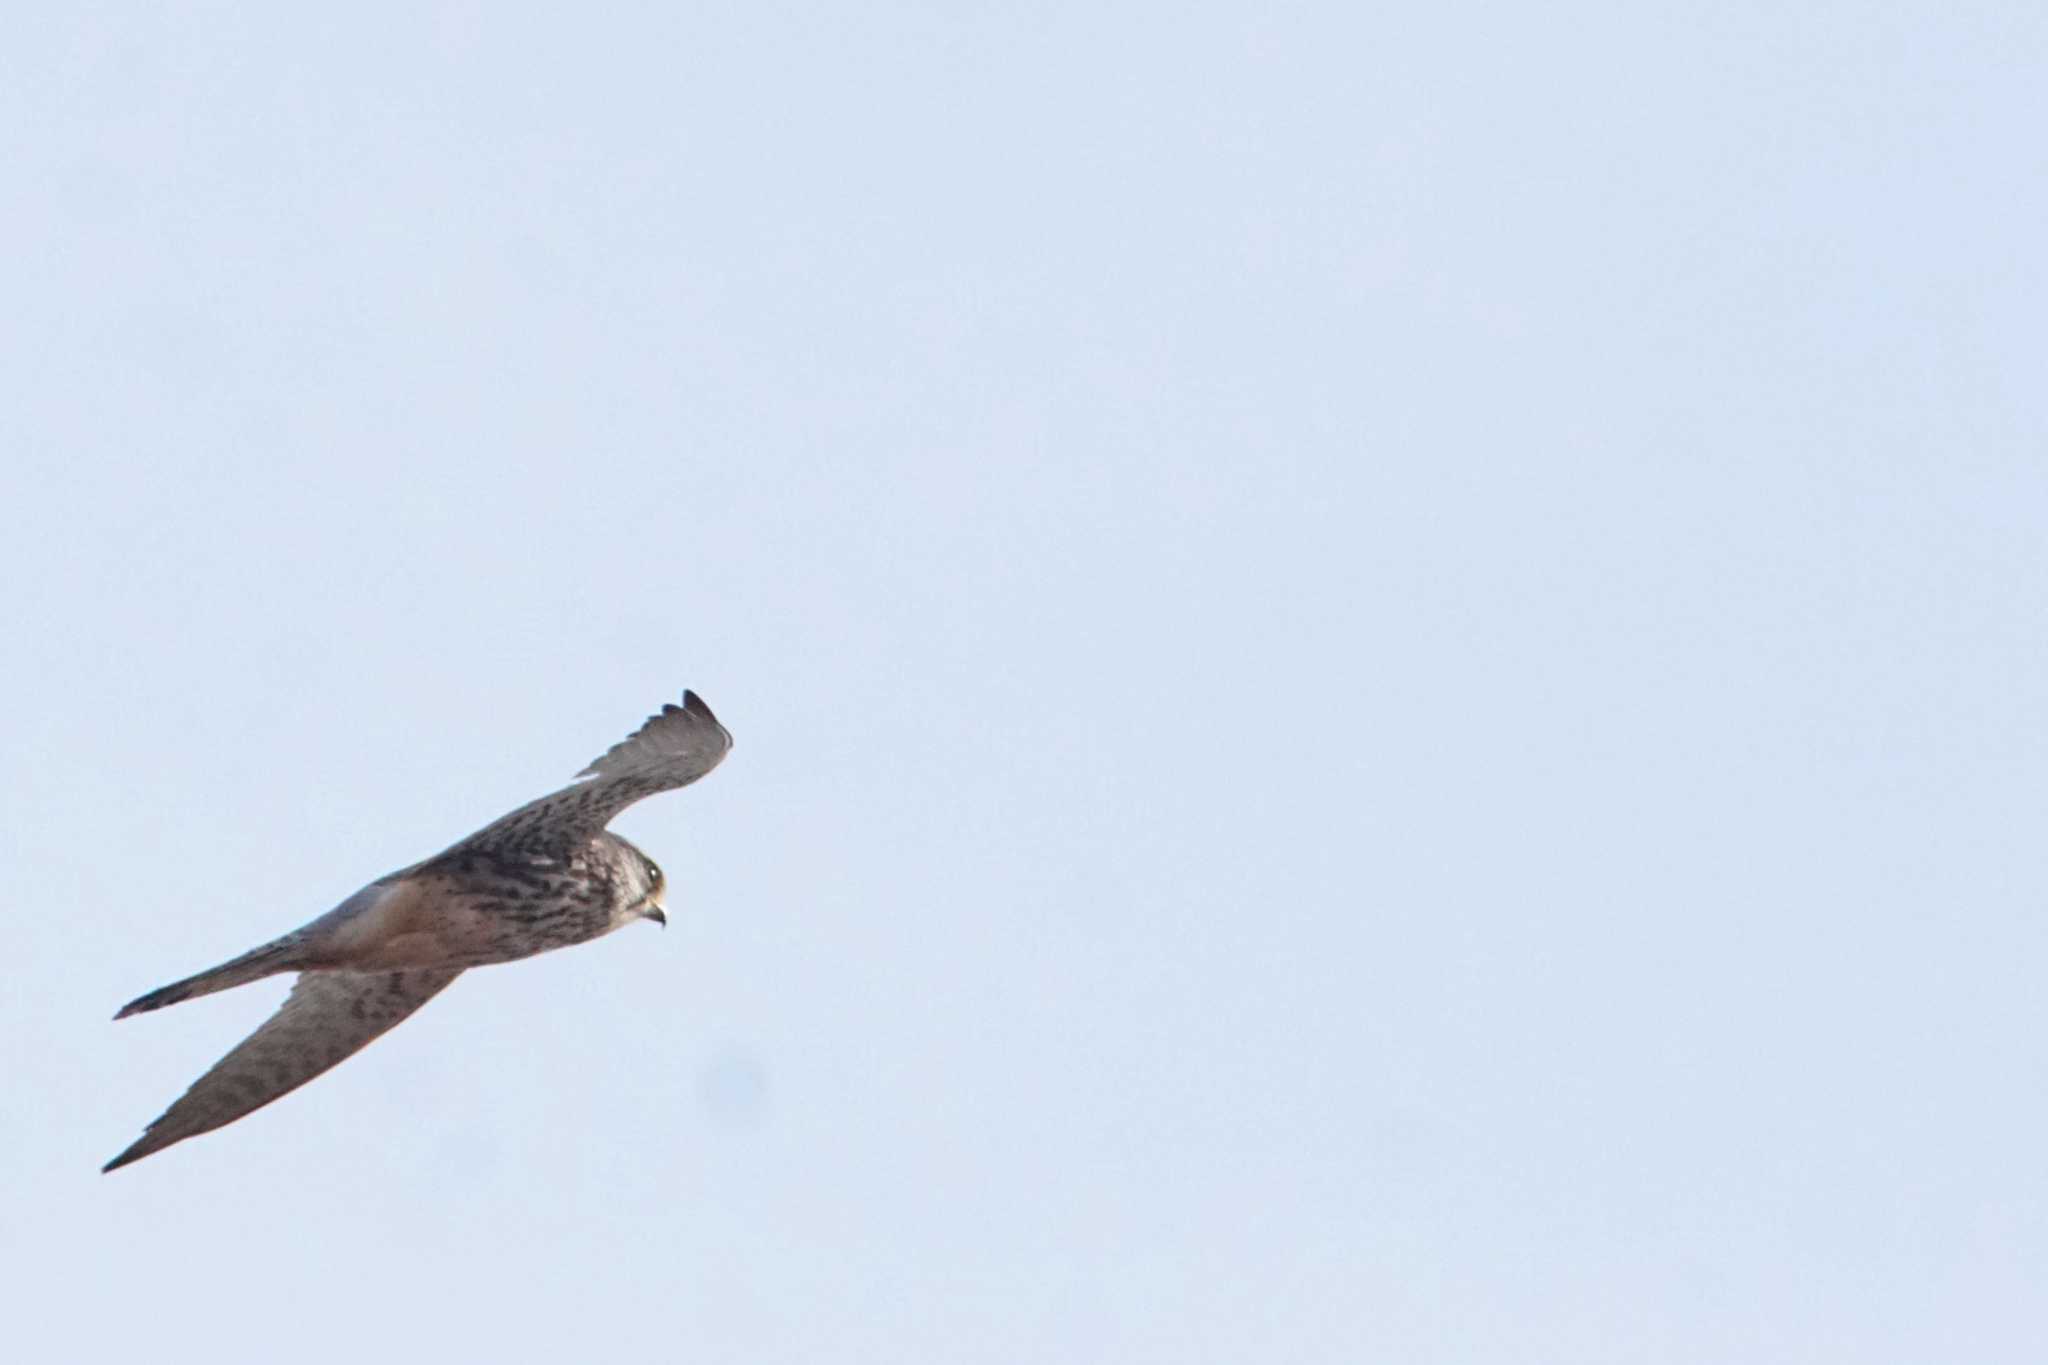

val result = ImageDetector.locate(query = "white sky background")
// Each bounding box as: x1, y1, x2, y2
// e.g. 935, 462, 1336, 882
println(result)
4, 4, 2044, 1360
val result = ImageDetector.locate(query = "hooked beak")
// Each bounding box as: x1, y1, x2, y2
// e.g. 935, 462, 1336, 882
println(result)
645, 901, 667, 929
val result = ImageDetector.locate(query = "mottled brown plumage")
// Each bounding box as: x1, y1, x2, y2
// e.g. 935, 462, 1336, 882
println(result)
104, 690, 732, 1172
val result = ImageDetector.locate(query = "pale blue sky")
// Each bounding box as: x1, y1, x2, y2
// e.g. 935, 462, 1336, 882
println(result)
6, 4, 2045, 1361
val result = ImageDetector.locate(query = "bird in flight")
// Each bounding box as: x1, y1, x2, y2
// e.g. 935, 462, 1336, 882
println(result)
105, 690, 732, 1172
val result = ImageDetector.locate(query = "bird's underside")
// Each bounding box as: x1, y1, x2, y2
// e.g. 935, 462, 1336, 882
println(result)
104, 689, 731, 1173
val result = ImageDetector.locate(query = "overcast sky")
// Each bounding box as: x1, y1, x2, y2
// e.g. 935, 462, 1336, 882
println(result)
6, 4, 2046, 1361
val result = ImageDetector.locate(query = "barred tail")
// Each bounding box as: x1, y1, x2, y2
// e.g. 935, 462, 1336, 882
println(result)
114, 937, 302, 1020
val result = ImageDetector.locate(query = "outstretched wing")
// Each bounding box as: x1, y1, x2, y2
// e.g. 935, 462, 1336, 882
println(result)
450, 690, 733, 858
103, 967, 461, 1172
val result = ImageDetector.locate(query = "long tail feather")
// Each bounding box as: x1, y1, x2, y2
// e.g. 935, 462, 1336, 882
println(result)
114, 938, 302, 1020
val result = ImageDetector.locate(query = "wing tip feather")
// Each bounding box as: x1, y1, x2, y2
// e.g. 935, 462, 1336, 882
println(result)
101, 1133, 161, 1173
577, 689, 731, 778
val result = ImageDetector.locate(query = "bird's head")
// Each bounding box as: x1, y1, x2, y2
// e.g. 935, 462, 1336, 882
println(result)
605, 835, 669, 928
637, 853, 669, 928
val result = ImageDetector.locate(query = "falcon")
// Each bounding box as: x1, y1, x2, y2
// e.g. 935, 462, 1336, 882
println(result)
104, 690, 732, 1172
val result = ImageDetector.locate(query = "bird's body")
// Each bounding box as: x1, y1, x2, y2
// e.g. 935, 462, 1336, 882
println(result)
105, 690, 732, 1172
